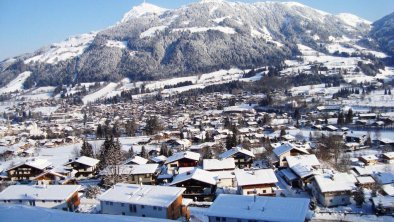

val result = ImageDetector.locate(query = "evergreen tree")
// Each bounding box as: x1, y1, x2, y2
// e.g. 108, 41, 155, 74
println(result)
145, 116, 162, 135
345, 109, 353, 124
96, 124, 103, 139
337, 112, 345, 125
127, 146, 135, 159
80, 140, 94, 157
125, 119, 137, 137
140, 145, 148, 158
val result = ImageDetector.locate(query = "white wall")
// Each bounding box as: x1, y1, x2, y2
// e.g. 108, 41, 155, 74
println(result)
100, 201, 167, 219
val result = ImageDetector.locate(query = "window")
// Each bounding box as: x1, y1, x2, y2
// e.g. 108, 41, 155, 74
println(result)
19, 200, 22, 203
216, 217, 221, 222
121, 203, 125, 207
110, 202, 113, 206
222, 218, 227, 222
263, 190, 266, 193
42, 200, 46, 203
141, 205, 144, 209
153, 206, 157, 210
158, 207, 162, 211
122, 212, 125, 215
129, 204, 137, 213
3, 200, 6, 203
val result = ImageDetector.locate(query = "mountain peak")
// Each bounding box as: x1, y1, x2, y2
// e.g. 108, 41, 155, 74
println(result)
336, 13, 371, 28
121, 2, 167, 23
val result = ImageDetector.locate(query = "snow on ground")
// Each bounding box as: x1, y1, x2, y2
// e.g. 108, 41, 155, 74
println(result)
140, 25, 168, 38
189, 207, 209, 222
82, 83, 118, 104
32, 106, 59, 115
326, 43, 356, 54
105, 40, 127, 49
0, 205, 172, 222
121, 2, 167, 22
211, 16, 230, 23
0, 71, 31, 94
172, 26, 236, 34
24, 33, 96, 64
336, 13, 371, 28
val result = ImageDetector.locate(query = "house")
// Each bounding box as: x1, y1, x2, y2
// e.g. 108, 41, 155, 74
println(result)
202, 158, 235, 171
206, 194, 310, 222
100, 164, 159, 185
32, 171, 70, 185
165, 151, 200, 174
272, 143, 309, 167
7, 159, 52, 181
0, 185, 81, 212
234, 169, 278, 196
372, 196, 394, 215
359, 154, 378, 166
98, 183, 187, 220
149, 155, 167, 165
124, 156, 149, 165
311, 173, 356, 207
170, 168, 216, 201
356, 176, 375, 188
285, 154, 320, 189
219, 147, 255, 169
382, 152, 394, 164
64, 156, 99, 178
212, 171, 236, 188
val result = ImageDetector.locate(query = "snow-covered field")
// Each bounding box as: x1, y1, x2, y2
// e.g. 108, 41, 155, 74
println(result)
0, 71, 31, 94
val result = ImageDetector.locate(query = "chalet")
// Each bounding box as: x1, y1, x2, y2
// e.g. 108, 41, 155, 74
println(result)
359, 154, 379, 166
64, 156, 99, 178
311, 173, 356, 207
356, 176, 375, 188
0, 185, 81, 212
285, 154, 320, 189
323, 125, 338, 132
165, 151, 200, 174
202, 158, 235, 172
345, 132, 367, 145
212, 170, 236, 188
234, 169, 278, 196
377, 138, 394, 148
32, 171, 70, 185
219, 147, 255, 169
124, 156, 149, 165
7, 159, 52, 181
372, 196, 394, 216
272, 143, 309, 167
98, 183, 187, 220
206, 194, 310, 222
170, 168, 216, 201
100, 164, 159, 185
382, 152, 394, 164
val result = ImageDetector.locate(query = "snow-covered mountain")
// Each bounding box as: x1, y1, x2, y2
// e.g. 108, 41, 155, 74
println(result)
0, 1, 381, 88
370, 12, 394, 57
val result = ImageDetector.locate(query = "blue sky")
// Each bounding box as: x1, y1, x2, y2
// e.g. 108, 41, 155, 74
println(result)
0, 0, 393, 60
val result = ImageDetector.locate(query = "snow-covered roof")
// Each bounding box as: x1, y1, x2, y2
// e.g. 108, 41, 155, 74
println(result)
98, 183, 185, 208
359, 154, 378, 161
70, 156, 99, 167
0, 204, 172, 222
124, 155, 148, 165
100, 164, 158, 176
9, 159, 52, 171
165, 151, 200, 164
314, 173, 356, 193
273, 143, 308, 157
150, 155, 167, 163
170, 168, 216, 186
382, 152, 394, 159
356, 176, 375, 185
235, 169, 278, 186
206, 194, 310, 222
382, 184, 394, 196
0, 185, 80, 201
280, 168, 298, 181
203, 158, 235, 171
219, 147, 255, 159
286, 154, 320, 168
290, 164, 316, 179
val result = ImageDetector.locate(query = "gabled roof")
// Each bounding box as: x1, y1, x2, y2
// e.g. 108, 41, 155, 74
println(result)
273, 143, 309, 157
98, 183, 185, 207
286, 154, 320, 168
124, 155, 148, 165
165, 151, 200, 164
67, 156, 99, 167
170, 168, 216, 186
0, 185, 81, 201
203, 158, 235, 171
314, 173, 356, 193
8, 159, 52, 171
382, 152, 394, 159
150, 155, 167, 163
206, 194, 310, 222
219, 147, 255, 159
100, 164, 159, 176
32, 171, 67, 180
234, 169, 278, 186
